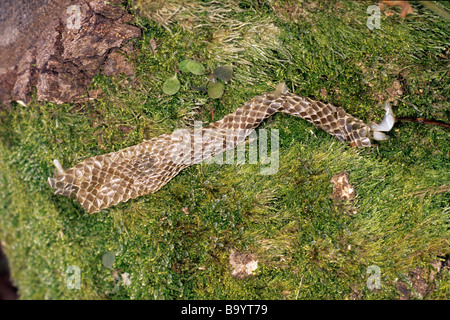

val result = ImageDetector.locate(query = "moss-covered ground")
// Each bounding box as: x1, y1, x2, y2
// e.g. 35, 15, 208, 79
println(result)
0, 0, 448, 299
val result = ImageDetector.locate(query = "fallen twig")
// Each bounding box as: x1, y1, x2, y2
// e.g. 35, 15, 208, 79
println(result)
395, 117, 450, 129
406, 185, 450, 198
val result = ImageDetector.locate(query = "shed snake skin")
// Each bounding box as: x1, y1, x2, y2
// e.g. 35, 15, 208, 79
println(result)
48, 84, 394, 213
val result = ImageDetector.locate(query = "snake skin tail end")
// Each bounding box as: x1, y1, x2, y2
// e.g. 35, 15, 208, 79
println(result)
47, 156, 138, 214
47, 159, 79, 201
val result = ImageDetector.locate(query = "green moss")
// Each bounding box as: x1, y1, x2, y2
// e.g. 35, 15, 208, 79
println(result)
0, 0, 449, 299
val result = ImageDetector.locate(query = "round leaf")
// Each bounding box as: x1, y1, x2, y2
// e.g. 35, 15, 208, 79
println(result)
207, 81, 225, 99
162, 75, 180, 95
213, 65, 233, 82
186, 60, 206, 75
102, 250, 115, 269
178, 59, 191, 73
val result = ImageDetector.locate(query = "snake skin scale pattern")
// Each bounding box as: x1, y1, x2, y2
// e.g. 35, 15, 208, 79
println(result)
48, 91, 376, 213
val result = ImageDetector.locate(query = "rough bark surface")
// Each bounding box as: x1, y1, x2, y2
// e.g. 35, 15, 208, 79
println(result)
0, 0, 141, 107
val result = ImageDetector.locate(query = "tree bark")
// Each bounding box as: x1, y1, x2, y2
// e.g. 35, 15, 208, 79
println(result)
0, 0, 141, 107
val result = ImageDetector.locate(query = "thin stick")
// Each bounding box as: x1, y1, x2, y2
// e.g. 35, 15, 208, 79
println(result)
417, 1, 450, 22
408, 185, 450, 198
395, 117, 450, 129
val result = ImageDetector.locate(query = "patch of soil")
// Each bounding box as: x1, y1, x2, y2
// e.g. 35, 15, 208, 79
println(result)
229, 250, 258, 279
330, 171, 355, 201
396, 257, 450, 300
0, 243, 18, 300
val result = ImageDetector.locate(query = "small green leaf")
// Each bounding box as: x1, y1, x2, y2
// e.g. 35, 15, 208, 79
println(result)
213, 65, 233, 82
207, 81, 225, 99
186, 60, 206, 75
162, 75, 180, 95
102, 250, 115, 269
178, 59, 191, 73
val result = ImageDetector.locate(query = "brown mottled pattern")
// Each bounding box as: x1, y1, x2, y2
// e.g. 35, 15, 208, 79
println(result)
48, 92, 372, 213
